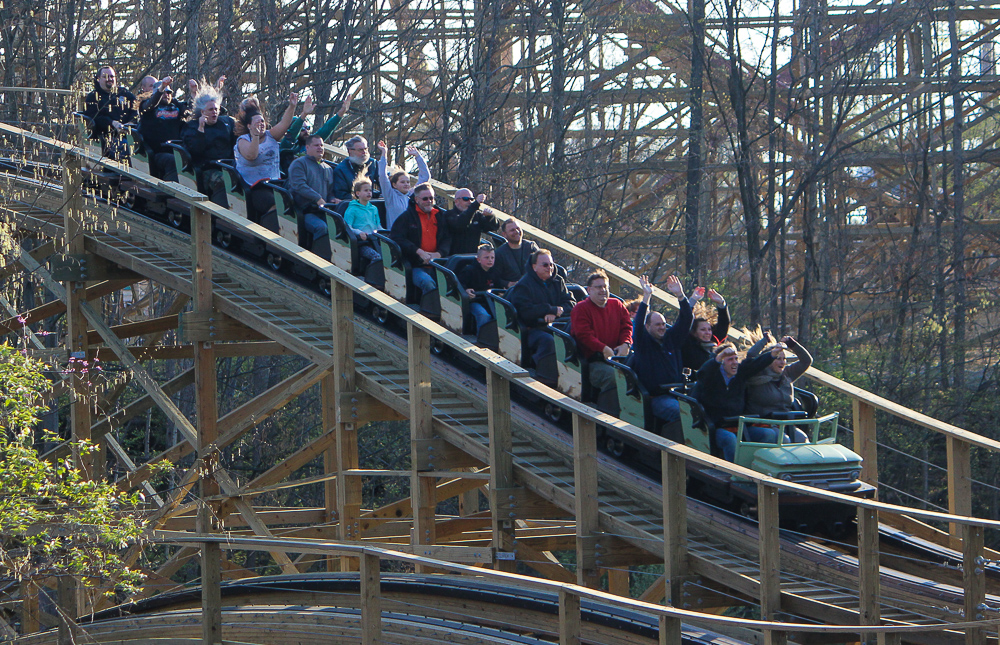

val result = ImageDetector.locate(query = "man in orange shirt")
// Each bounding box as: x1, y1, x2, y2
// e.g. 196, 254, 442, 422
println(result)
389, 183, 453, 301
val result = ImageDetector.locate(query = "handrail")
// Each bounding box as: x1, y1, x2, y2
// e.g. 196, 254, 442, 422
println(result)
153, 533, 1000, 637
0, 87, 78, 95
0, 120, 997, 526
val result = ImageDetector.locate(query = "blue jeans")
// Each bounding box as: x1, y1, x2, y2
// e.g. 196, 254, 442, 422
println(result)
412, 266, 436, 295
715, 425, 778, 462
526, 327, 556, 383
470, 302, 492, 332
651, 395, 680, 423
303, 212, 328, 240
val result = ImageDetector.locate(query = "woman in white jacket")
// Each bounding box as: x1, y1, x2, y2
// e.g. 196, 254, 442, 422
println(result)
377, 140, 430, 228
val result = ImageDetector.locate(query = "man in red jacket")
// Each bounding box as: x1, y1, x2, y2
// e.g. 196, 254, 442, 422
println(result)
570, 270, 632, 415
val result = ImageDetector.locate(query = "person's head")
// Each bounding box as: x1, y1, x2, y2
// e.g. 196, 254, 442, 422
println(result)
476, 244, 495, 270
531, 249, 555, 281
715, 343, 739, 377
413, 183, 435, 210
158, 86, 174, 105
624, 298, 641, 316
692, 317, 713, 343
236, 100, 266, 137
585, 270, 609, 307
345, 135, 370, 165
140, 76, 157, 94
767, 343, 788, 374
645, 310, 667, 340
192, 85, 223, 125
297, 124, 311, 145
390, 168, 411, 193
501, 218, 523, 246
353, 177, 373, 202
454, 188, 475, 212
304, 134, 325, 161
96, 66, 116, 92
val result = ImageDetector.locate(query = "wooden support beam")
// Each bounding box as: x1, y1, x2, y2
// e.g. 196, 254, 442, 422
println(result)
559, 589, 581, 645
607, 567, 629, 596
20, 580, 39, 634
322, 374, 338, 572
757, 482, 785, 645
413, 437, 484, 470
963, 523, 986, 645
200, 541, 222, 645
947, 437, 972, 548
408, 323, 436, 558
658, 615, 681, 645
857, 506, 881, 644
573, 414, 600, 588
360, 553, 382, 645
662, 450, 687, 606
487, 369, 516, 571
852, 400, 878, 489
85, 313, 180, 346
332, 281, 360, 571
179, 310, 269, 342
494, 486, 570, 519
0, 278, 134, 335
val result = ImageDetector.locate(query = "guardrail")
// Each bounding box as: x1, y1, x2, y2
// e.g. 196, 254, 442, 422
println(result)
1, 121, 998, 644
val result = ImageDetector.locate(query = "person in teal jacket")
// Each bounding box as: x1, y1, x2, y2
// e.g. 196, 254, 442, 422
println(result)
279, 93, 353, 171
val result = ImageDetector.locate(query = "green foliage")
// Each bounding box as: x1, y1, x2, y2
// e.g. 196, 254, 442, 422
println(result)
0, 344, 147, 595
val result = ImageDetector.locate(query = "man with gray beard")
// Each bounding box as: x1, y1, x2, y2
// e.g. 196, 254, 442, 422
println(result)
331, 135, 380, 203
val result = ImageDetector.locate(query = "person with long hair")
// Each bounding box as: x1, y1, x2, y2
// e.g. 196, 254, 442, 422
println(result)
233, 93, 299, 227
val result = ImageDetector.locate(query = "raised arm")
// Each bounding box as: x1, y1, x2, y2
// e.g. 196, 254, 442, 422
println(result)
781, 336, 812, 381
268, 91, 299, 142
409, 146, 430, 184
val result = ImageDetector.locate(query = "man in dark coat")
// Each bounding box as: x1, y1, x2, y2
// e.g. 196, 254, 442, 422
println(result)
389, 183, 451, 299
445, 188, 502, 255
494, 218, 538, 287
83, 66, 138, 161
138, 76, 189, 180
331, 135, 380, 202
508, 249, 576, 386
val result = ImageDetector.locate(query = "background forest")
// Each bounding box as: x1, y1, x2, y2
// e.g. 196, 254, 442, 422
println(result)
2, 0, 999, 528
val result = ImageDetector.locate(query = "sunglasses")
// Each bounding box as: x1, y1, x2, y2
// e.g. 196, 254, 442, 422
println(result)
456, 196, 474, 201
418, 196, 434, 202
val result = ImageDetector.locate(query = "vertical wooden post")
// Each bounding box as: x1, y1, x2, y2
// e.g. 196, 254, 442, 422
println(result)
757, 482, 785, 645
857, 505, 881, 645
606, 568, 629, 596
360, 552, 382, 645
191, 203, 221, 645
573, 414, 600, 588
658, 614, 681, 645
332, 281, 360, 571
62, 152, 94, 478
882, 631, 902, 645
408, 324, 436, 556
487, 369, 516, 571
20, 580, 39, 634
852, 400, 877, 489
559, 589, 581, 645
321, 374, 339, 572
56, 574, 80, 645
962, 523, 985, 645
662, 450, 688, 606
947, 437, 972, 547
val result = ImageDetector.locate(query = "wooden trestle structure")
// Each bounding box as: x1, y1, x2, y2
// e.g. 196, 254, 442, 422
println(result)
2, 120, 1000, 645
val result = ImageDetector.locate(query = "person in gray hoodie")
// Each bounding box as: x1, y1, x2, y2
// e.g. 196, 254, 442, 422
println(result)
745, 334, 813, 443
377, 140, 430, 228
287, 134, 335, 252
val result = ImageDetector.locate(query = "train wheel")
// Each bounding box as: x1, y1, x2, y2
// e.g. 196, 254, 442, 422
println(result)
605, 436, 626, 458
374, 306, 390, 325
266, 252, 283, 271
430, 338, 446, 356
544, 403, 563, 423
317, 277, 331, 297
167, 210, 185, 229
215, 230, 233, 249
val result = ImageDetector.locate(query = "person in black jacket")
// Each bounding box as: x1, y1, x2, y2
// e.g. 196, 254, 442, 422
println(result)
681, 289, 730, 371
137, 76, 189, 180
493, 218, 538, 288
458, 244, 502, 333
694, 343, 781, 461
331, 135, 380, 202
445, 189, 502, 255
181, 84, 236, 205
83, 66, 138, 161
508, 249, 576, 386
389, 183, 451, 298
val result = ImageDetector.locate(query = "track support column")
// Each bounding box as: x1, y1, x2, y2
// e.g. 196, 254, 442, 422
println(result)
947, 437, 972, 548
408, 324, 436, 563
360, 552, 382, 645
662, 451, 687, 606
857, 505, 881, 645
758, 482, 785, 645
487, 369, 516, 571
963, 523, 985, 645
332, 281, 360, 571
559, 589, 581, 645
321, 374, 339, 572
191, 203, 221, 645
852, 400, 877, 490
573, 414, 599, 588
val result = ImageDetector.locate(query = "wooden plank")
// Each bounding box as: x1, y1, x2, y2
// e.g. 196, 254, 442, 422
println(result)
758, 482, 784, 645
0, 278, 134, 334
340, 391, 406, 422
607, 568, 629, 596
488, 370, 516, 571
947, 437, 972, 547
85, 314, 180, 345
658, 615, 681, 645
573, 414, 600, 588
857, 506, 881, 643
414, 437, 485, 470
200, 541, 222, 645
322, 375, 338, 572
361, 552, 381, 645
853, 400, 878, 488
494, 487, 571, 519
408, 324, 437, 558
179, 310, 268, 342
559, 589, 581, 645
662, 451, 687, 606
20, 580, 39, 634
332, 281, 360, 571
963, 523, 985, 645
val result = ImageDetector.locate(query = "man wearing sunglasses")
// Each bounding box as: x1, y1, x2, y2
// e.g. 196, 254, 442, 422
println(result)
445, 188, 502, 255
138, 75, 191, 181
389, 183, 452, 316
508, 249, 576, 387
